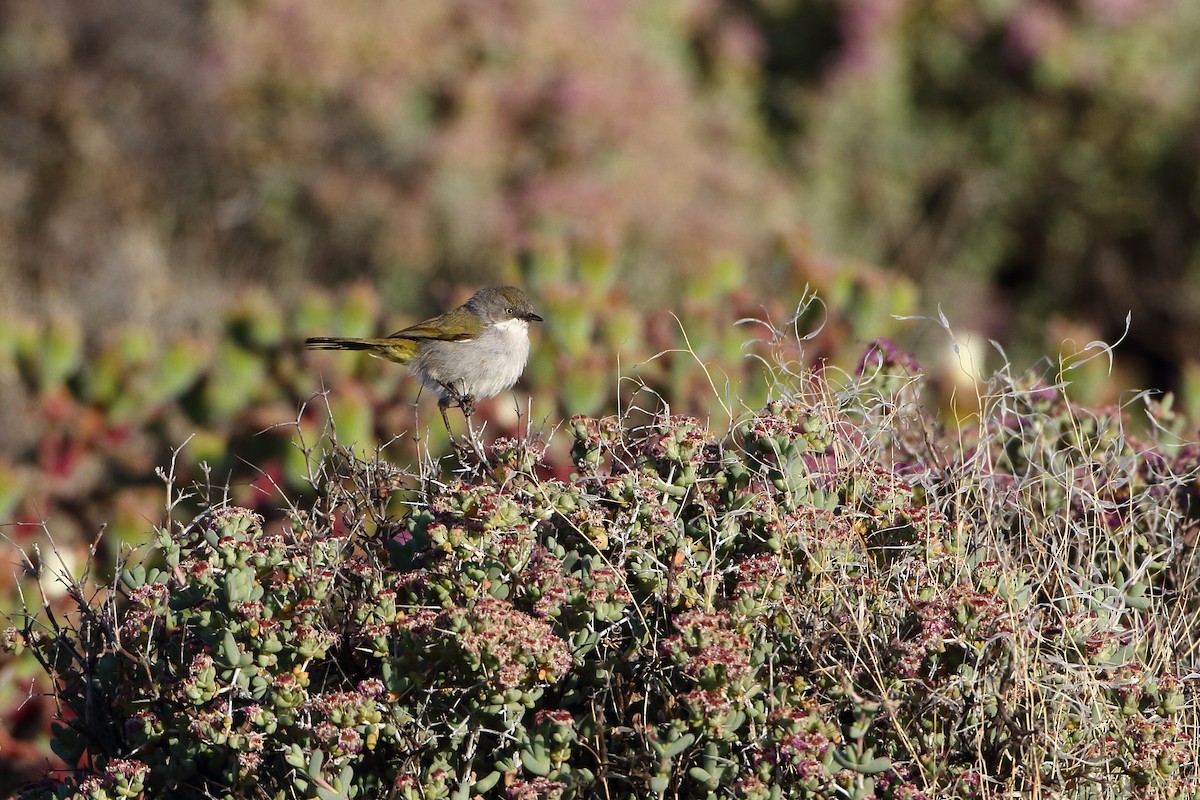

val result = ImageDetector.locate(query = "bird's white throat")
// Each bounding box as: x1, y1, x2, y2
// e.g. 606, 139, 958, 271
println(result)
492, 318, 530, 334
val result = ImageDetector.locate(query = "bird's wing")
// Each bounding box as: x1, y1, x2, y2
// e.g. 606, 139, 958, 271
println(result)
387, 306, 478, 342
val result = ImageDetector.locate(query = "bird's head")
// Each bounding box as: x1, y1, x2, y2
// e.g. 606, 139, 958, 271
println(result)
469, 286, 544, 327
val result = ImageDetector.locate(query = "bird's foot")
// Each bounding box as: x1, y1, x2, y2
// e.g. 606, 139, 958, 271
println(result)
437, 382, 476, 415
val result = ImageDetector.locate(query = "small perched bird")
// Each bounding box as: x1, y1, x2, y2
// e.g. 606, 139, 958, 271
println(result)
306, 286, 543, 431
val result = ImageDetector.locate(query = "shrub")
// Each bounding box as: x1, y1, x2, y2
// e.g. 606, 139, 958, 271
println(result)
8, 337, 1200, 799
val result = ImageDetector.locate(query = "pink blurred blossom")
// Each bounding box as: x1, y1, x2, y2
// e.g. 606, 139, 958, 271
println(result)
1005, 1, 1068, 65
834, 0, 908, 78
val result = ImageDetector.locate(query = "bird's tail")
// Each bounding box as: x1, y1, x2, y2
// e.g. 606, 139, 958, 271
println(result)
305, 337, 375, 351
304, 337, 416, 364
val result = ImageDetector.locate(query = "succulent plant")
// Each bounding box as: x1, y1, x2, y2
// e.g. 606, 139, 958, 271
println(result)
8, 334, 1200, 798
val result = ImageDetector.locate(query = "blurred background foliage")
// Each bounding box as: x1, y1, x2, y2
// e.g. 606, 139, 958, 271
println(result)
6, 0, 1200, 379
3, 0, 1200, 789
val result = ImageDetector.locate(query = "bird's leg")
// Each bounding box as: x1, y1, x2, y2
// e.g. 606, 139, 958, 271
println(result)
438, 397, 454, 438
463, 401, 482, 450
439, 396, 472, 462
456, 393, 487, 463
438, 384, 486, 463
437, 381, 469, 412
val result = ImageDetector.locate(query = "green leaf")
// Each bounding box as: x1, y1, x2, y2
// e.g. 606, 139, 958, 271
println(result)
307, 748, 326, 777
284, 745, 307, 769
220, 630, 240, 666
521, 745, 551, 776
662, 732, 695, 758
832, 747, 891, 775
38, 316, 83, 393
1123, 581, 1152, 610
122, 565, 147, 589
474, 771, 502, 793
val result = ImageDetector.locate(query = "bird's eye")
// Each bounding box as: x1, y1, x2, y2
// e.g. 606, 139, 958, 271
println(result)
505, 307, 513, 315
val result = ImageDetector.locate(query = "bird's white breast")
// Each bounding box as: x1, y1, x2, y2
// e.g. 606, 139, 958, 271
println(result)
411, 318, 531, 400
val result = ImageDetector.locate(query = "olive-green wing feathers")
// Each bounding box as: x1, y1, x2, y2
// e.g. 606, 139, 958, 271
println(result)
387, 306, 479, 342
306, 303, 478, 367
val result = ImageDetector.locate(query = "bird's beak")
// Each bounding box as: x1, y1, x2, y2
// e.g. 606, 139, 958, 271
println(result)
525, 312, 544, 323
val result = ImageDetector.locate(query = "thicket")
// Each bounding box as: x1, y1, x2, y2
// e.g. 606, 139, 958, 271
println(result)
0, 270, 925, 795
8, 334, 1200, 799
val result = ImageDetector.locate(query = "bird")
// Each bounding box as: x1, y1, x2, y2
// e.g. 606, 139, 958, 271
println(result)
306, 286, 543, 433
